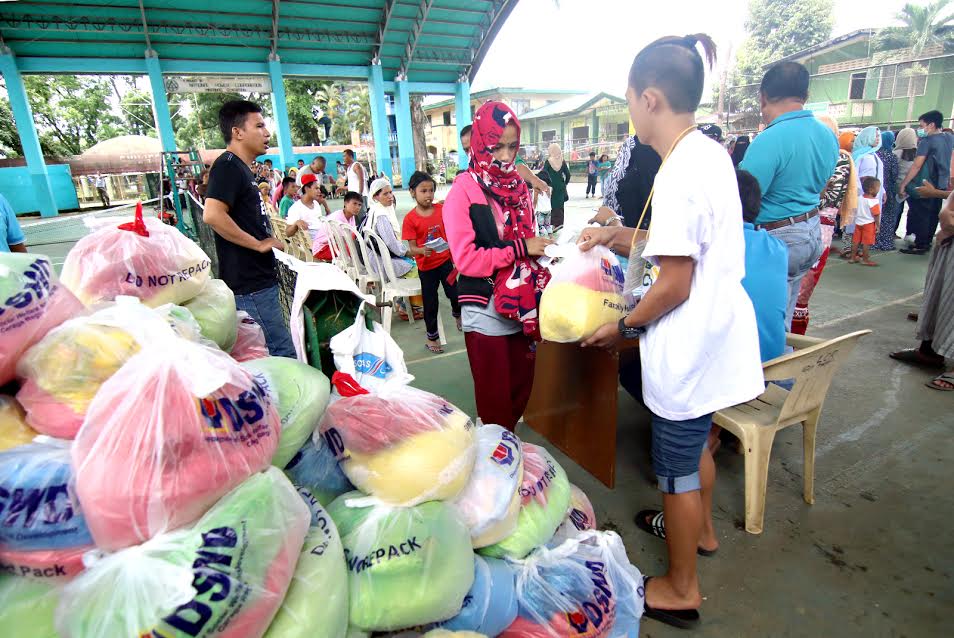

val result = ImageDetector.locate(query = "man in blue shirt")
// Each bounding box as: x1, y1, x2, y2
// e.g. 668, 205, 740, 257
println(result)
0, 193, 27, 253
740, 62, 838, 328
737, 170, 787, 362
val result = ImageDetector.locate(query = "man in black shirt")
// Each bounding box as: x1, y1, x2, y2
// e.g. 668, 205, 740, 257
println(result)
204, 100, 296, 357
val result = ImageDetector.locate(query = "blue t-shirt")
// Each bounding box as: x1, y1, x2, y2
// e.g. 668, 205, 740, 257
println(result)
742, 222, 788, 362
740, 110, 839, 224
0, 194, 25, 252
916, 132, 954, 190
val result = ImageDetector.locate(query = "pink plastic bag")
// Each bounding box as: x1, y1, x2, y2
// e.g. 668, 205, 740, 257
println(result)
72, 337, 281, 550
60, 202, 211, 308
231, 311, 270, 362
0, 253, 83, 385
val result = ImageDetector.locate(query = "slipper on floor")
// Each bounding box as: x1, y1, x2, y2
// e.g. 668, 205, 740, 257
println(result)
642, 577, 701, 630
425, 343, 444, 354
889, 349, 946, 370
926, 372, 954, 392
907, 312, 919, 322
634, 510, 718, 557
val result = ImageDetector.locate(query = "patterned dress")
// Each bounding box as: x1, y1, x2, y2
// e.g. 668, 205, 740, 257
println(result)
874, 148, 900, 250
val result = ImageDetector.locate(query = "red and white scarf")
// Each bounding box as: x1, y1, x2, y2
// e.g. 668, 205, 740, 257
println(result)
468, 101, 550, 340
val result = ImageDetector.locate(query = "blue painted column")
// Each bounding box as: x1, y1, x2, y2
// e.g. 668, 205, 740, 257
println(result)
144, 53, 177, 153
0, 50, 57, 217
368, 63, 392, 180
454, 78, 471, 170
394, 79, 416, 186
267, 56, 295, 171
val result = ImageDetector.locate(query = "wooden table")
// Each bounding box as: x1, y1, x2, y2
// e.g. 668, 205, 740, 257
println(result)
523, 341, 638, 488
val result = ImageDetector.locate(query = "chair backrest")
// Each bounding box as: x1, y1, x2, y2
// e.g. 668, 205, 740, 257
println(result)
333, 221, 367, 276
353, 229, 384, 287
269, 216, 292, 252
762, 330, 870, 423
325, 220, 355, 272
364, 229, 402, 286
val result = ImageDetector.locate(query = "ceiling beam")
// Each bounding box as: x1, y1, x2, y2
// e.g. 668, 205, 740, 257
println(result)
397, 0, 435, 79
465, 0, 517, 82
373, 0, 396, 63
270, 0, 280, 57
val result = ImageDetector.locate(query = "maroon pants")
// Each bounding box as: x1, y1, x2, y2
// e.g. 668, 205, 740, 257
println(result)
464, 331, 536, 431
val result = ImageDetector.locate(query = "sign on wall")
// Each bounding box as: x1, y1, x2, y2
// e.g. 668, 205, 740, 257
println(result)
163, 75, 272, 94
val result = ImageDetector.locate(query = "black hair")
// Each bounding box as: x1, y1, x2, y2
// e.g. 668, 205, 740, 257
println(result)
628, 33, 717, 113
297, 159, 305, 164
919, 110, 943, 129
343, 148, 355, 159
263, 159, 272, 166
408, 170, 436, 192
218, 100, 263, 144
736, 169, 762, 224
760, 61, 810, 103
861, 176, 881, 194
281, 176, 295, 188
343, 191, 363, 204
460, 124, 472, 138
589, 151, 596, 157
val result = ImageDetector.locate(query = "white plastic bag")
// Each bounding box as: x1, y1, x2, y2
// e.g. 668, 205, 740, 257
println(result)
539, 244, 628, 342
501, 531, 644, 637
72, 335, 281, 550
16, 296, 185, 439
451, 424, 524, 548
61, 202, 211, 308
0, 252, 83, 385
549, 483, 598, 548
328, 492, 474, 632
231, 311, 269, 361
320, 375, 475, 506
331, 302, 412, 390
56, 468, 310, 638
182, 278, 238, 351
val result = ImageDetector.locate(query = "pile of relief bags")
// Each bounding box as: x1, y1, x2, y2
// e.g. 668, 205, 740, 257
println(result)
0, 203, 644, 637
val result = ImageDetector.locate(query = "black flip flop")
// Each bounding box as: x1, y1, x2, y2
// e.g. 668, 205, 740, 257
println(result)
889, 349, 946, 370
634, 510, 718, 557
642, 577, 701, 630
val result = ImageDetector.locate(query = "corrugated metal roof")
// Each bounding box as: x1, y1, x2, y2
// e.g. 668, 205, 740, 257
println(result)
0, 0, 519, 83
519, 91, 625, 120
422, 86, 586, 110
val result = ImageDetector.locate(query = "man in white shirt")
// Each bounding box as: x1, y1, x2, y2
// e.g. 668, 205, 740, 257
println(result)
285, 173, 330, 255
296, 156, 330, 195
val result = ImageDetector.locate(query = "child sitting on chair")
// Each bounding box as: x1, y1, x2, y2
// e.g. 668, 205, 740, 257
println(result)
851, 176, 881, 267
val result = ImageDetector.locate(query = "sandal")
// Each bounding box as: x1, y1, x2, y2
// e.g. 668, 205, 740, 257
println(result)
889, 349, 946, 370
926, 372, 954, 392
634, 510, 718, 557
907, 312, 919, 322
425, 342, 444, 354
861, 260, 879, 267
642, 577, 701, 629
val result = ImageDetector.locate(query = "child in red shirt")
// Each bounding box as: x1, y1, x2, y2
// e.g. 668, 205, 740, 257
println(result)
402, 171, 461, 353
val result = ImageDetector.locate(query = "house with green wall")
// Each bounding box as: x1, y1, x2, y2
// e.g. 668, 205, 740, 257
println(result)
519, 92, 628, 159
778, 28, 954, 130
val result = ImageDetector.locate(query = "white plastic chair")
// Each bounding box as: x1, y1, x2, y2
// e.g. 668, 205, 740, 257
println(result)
364, 229, 445, 344
323, 220, 357, 280
332, 221, 374, 294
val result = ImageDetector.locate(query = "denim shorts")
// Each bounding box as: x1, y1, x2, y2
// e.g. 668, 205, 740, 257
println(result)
651, 412, 713, 494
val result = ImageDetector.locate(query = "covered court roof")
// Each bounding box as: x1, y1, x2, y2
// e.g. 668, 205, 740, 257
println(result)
0, 0, 518, 83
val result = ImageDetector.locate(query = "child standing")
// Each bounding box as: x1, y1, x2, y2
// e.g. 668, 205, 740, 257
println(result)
586, 151, 599, 198
851, 176, 882, 266
402, 170, 461, 354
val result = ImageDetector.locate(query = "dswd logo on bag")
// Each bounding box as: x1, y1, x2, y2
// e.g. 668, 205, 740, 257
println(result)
599, 257, 625, 287
565, 560, 616, 635
197, 380, 271, 439
491, 430, 518, 468
353, 352, 393, 379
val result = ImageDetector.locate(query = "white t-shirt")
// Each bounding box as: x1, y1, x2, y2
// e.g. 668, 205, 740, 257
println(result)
855, 196, 881, 226
639, 131, 764, 421
346, 162, 369, 197
286, 199, 325, 252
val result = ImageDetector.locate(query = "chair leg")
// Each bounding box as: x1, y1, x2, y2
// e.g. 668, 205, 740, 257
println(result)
802, 408, 821, 505
381, 302, 393, 335
405, 296, 415, 324
742, 427, 778, 534
436, 308, 447, 346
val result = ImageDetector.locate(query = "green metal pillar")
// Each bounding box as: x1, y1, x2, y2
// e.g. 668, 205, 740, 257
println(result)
144, 52, 177, 153
394, 79, 416, 185
0, 49, 58, 217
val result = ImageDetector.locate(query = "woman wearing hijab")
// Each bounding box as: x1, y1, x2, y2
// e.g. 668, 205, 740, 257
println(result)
730, 134, 750, 167
595, 136, 662, 230
791, 115, 857, 334
539, 142, 571, 228
875, 130, 900, 250
894, 127, 919, 235
841, 126, 883, 258
443, 101, 553, 430
365, 177, 423, 318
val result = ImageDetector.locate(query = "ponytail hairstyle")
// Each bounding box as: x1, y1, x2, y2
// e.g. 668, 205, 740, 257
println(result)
628, 33, 717, 113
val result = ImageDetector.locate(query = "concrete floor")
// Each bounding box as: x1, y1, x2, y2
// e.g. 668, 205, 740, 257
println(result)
389, 183, 953, 637
21, 182, 952, 636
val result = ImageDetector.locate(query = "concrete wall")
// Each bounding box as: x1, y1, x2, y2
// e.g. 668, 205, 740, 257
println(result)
1, 165, 79, 215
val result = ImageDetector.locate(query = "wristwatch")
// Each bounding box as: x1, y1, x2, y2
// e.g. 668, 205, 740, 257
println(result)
618, 317, 645, 339
603, 215, 623, 227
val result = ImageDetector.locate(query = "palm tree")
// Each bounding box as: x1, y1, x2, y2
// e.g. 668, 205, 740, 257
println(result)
876, 1, 954, 122
314, 83, 343, 115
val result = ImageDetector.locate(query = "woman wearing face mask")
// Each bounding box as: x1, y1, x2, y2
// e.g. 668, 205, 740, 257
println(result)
443, 101, 553, 431
894, 127, 919, 237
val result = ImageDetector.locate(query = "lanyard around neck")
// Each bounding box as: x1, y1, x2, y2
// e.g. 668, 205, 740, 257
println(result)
631, 125, 697, 248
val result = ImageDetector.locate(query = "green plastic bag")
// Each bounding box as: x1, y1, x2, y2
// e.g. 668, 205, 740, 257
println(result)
183, 279, 238, 351
479, 444, 571, 560
264, 487, 349, 638
328, 492, 474, 632
0, 576, 60, 638
56, 468, 310, 638
242, 357, 331, 468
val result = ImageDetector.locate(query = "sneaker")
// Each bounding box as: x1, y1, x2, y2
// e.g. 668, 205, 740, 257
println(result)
903, 233, 916, 244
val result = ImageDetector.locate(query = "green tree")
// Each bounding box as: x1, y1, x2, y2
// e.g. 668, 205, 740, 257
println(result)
722, 0, 835, 128
0, 97, 24, 157
171, 89, 272, 151
876, 0, 954, 122
118, 88, 157, 137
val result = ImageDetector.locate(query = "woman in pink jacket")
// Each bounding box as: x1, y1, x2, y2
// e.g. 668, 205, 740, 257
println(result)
443, 102, 552, 430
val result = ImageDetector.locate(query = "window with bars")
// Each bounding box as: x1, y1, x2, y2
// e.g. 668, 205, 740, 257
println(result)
442, 111, 452, 126
877, 63, 928, 99
510, 99, 531, 115
542, 130, 557, 142
849, 72, 867, 100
